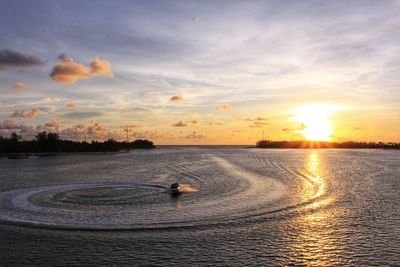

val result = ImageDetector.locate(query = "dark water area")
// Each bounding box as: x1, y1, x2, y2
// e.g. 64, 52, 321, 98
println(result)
0, 149, 399, 266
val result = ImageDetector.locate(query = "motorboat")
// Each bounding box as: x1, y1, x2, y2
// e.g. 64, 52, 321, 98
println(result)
170, 183, 181, 194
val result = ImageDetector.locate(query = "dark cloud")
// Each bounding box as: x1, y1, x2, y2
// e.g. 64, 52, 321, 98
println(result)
171, 121, 187, 127
0, 49, 43, 68
61, 111, 105, 119
50, 56, 113, 84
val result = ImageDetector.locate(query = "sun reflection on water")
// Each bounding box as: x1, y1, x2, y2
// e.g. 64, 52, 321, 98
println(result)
285, 151, 347, 266
302, 151, 330, 209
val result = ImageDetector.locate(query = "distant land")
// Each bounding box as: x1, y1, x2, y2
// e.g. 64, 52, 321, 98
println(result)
0, 132, 155, 155
256, 140, 400, 149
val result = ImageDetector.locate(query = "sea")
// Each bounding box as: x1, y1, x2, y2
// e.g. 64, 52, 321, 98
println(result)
0, 148, 399, 266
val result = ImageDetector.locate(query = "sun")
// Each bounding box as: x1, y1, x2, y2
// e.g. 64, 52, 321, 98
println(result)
293, 104, 336, 141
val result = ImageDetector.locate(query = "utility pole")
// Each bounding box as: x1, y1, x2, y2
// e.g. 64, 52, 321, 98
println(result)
126, 125, 129, 142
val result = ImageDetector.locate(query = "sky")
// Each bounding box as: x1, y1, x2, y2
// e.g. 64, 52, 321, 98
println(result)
0, 0, 399, 144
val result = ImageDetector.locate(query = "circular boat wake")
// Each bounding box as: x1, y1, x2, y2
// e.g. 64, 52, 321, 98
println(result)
0, 154, 327, 230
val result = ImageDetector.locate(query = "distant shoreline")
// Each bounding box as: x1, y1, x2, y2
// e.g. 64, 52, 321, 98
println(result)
255, 140, 400, 149
0, 131, 156, 155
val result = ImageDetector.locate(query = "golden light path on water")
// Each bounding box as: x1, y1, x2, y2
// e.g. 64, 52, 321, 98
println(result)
287, 151, 346, 266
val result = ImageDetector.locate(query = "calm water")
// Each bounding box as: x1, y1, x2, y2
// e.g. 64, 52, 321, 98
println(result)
0, 148, 399, 266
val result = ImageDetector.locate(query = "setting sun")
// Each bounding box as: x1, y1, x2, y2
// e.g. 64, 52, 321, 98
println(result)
293, 104, 337, 141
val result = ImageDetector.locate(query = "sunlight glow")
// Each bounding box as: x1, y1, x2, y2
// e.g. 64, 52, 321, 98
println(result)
293, 104, 338, 141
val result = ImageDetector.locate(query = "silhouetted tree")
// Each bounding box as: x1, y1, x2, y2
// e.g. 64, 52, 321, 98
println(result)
10, 132, 22, 142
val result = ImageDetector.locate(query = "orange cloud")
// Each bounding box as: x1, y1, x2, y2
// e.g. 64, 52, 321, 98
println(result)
50, 56, 113, 84
10, 108, 39, 118
66, 102, 78, 109
12, 82, 30, 90
169, 95, 183, 103
217, 104, 232, 111
171, 121, 187, 127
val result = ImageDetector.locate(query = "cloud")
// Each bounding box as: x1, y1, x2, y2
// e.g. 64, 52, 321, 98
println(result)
171, 121, 187, 127
169, 95, 183, 103
66, 102, 78, 109
216, 104, 232, 111
59, 124, 87, 140
182, 131, 207, 140
60, 122, 108, 141
0, 49, 42, 68
10, 108, 39, 118
50, 56, 113, 84
120, 124, 141, 130
12, 83, 30, 90
250, 121, 269, 128
127, 130, 176, 142
36, 120, 63, 132
282, 123, 307, 132
61, 111, 105, 119
38, 106, 56, 113
0, 119, 35, 139
87, 121, 107, 136
191, 119, 199, 124
246, 117, 268, 121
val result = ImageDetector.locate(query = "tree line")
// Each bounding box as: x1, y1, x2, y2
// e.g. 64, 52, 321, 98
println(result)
0, 132, 155, 154
256, 140, 400, 149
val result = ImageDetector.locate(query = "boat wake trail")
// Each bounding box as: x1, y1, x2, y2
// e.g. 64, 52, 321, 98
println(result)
177, 184, 199, 193
0, 152, 328, 231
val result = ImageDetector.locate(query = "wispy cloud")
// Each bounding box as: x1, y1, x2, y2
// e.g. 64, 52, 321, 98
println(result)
282, 123, 306, 132
250, 121, 269, 128
182, 131, 207, 140
61, 111, 105, 119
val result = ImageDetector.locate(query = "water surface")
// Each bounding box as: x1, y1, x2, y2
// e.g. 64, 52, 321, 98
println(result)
0, 148, 399, 265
